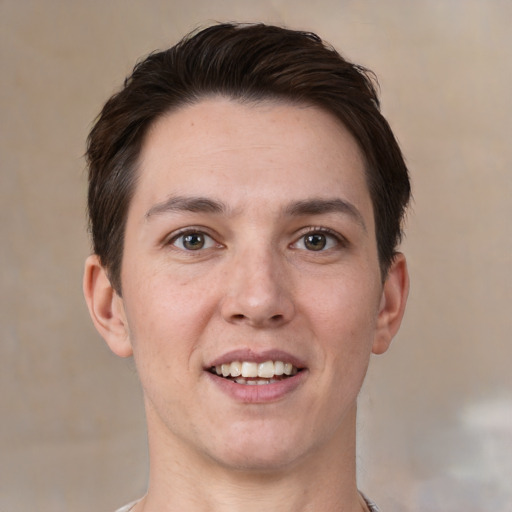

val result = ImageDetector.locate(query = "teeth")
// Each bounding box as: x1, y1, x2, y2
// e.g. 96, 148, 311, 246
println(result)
238, 378, 273, 385
258, 361, 274, 378
230, 361, 242, 377
232, 377, 285, 385
274, 361, 284, 375
241, 362, 258, 378
212, 360, 299, 379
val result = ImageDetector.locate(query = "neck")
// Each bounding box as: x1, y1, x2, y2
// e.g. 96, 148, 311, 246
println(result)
137, 405, 365, 512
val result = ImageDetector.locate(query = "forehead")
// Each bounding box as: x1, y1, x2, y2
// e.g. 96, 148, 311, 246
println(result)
133, 97, 372, 221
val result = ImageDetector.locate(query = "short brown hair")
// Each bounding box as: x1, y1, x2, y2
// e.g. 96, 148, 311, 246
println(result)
86, 23, 410, 293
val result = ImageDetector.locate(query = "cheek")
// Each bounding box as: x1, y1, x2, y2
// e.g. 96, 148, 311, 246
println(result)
121, 267, 218, 364
301, 269, 382, 374
306, 268, 381, 331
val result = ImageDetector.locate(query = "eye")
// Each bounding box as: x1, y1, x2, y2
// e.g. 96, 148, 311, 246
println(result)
171, 230, 217, 251
293, 229, 341, 251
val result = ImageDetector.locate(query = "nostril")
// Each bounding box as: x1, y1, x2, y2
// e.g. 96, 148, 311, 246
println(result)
228, 312, 285, 325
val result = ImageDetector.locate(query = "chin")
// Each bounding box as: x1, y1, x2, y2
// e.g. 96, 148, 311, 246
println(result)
205, 428, 311, 474
213, 449, 302, 475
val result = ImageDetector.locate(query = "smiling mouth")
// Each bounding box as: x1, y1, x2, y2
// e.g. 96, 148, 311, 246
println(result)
209, 360, 301, 385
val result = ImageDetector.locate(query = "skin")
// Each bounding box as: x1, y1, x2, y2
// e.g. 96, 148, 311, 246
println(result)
84, 98, 409, 512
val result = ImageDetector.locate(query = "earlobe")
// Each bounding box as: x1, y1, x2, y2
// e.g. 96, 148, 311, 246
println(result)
372, 252, 409, 355
83, 255, 133, 358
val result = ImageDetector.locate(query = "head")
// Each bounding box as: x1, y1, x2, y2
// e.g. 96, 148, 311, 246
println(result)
86, 22, 410, 295
84, 24, 411, 475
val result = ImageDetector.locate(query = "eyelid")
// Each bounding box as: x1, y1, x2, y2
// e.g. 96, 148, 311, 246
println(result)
164, 226, 222, 249
291, 226, 348, 250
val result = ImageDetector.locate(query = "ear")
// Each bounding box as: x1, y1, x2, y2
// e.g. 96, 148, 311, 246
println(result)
372, 252, 409, 355
83, 254, 133, 358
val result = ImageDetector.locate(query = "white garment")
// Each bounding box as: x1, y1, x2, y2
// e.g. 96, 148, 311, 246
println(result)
115, 500, 139, 512
361, 492, 381, 511
115, 493, 380, 511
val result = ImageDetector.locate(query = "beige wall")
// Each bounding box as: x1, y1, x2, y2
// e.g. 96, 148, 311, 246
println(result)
1, 1, 510, 511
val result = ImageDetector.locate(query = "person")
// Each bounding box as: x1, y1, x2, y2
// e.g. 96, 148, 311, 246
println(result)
83, 22, 410, 512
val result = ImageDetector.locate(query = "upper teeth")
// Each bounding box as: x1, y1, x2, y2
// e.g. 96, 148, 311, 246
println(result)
214, 360, 297, 378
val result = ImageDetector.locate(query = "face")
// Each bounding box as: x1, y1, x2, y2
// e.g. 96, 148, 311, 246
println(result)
87, 98, 407, 473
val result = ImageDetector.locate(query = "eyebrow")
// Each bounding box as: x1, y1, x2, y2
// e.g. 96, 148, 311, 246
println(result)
284, 198, 367, 231
145, 195, 228, 219
145, 195, 366, 231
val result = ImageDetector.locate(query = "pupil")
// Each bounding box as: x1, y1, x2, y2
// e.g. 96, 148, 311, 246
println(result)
305, 233, 326, 251
183, 233, 204, 250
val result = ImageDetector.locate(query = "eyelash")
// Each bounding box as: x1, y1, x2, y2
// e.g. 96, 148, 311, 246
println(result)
166, 227, 220, 251
164, 226, 347, 252
292, 226, 347, 251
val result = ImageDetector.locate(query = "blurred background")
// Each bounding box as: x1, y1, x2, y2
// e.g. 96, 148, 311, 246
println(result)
1, 1, 511, 511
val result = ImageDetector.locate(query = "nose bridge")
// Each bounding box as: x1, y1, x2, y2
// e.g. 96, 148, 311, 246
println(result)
221, 240, 293, 326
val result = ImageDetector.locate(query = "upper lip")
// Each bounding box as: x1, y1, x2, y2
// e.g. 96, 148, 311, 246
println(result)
206, 348, 307, 369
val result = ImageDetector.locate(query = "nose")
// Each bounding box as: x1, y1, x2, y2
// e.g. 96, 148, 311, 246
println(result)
220, 247, 295, 328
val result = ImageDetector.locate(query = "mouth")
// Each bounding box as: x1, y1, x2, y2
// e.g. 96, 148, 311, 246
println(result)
209, 360, 302, 385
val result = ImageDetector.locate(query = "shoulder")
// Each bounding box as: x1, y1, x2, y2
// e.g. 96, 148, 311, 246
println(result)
114, 496, 379, 512
114, 500, 140, 512
361, 492, 381, 512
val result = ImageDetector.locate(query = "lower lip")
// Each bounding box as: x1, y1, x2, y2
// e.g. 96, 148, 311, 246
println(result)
205, 370, 307, 403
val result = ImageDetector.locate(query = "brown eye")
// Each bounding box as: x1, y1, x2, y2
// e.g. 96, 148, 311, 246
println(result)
304, 233, 327, 251
182, 233, 205, 250
292, 229, 341, 252
172, 231, 216, 251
